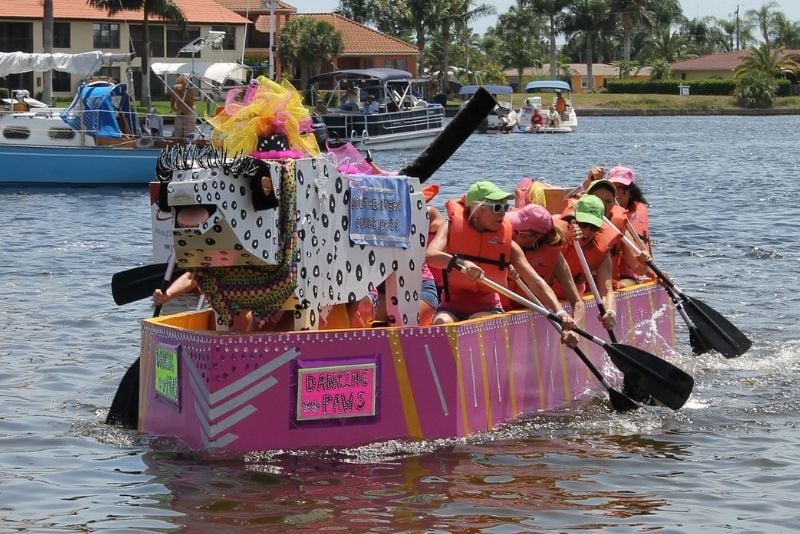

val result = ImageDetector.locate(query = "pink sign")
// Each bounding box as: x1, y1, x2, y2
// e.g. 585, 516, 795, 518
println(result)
296, 363, 377, 421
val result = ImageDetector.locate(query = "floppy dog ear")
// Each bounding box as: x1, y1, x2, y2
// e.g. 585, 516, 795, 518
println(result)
249, 159, 280, 211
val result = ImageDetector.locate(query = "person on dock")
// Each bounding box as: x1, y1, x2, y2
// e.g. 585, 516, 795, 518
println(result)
426, 180, 577, 332
170, 74, 196, 139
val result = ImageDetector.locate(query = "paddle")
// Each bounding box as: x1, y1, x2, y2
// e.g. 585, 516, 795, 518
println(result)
111, 262, 185, 306
106, 256, 176, 427
573, 237, 618, 343
516, 280, 639, 412
456, 262, 694, 410
603, 217, 751, 359
400, 86, 497, 183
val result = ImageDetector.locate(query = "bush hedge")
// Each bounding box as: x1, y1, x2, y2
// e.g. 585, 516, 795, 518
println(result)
605, 78, 792, 97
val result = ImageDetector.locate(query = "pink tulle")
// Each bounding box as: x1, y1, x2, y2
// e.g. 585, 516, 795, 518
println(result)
250, 149, 304, 160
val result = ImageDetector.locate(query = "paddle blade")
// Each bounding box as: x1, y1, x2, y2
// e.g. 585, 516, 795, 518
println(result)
607, 387, 641, 412
105, 358, 139, 428
607, 343, 694, 410
683, 296, 752, 359
111, 263, 176, 305
400, 87, 496, 182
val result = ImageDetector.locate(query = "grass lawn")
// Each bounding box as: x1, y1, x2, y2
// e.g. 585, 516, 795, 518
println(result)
505, 92, 800, 112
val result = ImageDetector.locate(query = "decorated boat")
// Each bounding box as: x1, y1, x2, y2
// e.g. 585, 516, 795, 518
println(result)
106, 83, 738, 454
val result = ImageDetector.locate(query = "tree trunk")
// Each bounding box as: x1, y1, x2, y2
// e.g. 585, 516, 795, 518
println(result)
42, 0, 53, 105
440, 26, 451, 92
549, 16, 558, 79
141, 11, 152, 109
585, 37, 594, 91
416, 24, 426, 77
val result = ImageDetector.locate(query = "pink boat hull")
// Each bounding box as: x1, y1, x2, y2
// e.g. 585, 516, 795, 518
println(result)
139, 282, 675, 452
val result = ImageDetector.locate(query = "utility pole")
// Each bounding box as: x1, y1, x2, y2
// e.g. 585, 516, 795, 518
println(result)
735, 5, 740, 50
269, 0, 276, 80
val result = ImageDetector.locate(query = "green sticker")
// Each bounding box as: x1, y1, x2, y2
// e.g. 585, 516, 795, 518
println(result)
155, 345, 179, 404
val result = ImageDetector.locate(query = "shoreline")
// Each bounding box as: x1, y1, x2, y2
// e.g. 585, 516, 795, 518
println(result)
443, 105, 800, 117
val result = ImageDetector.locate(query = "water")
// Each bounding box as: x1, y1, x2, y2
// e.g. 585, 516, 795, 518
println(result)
1, 115, 799, 532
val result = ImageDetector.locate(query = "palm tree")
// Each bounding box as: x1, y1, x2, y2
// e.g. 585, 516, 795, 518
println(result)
86, 0, 186, 109
745, 1, 781, 47
526, 0, 570, 78
733, 43, 800, 79
610, 0, 651, 76
437, 0, 495, 89
42, 0, 54, 105
278, 17, 344, 90
563, 0, 612, 91
640, 25, 689, 63
772, 13, 800, 49
492, 1, 546, 85
335, 0, 374, 24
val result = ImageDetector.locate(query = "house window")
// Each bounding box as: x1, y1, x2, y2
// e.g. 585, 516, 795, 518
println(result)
0, 22, 33, 52
580, 77, 588, 89
53, 71, 71, 92
130, 25, 166, 58
211, 25, 236, 50
53, 22, 70, 48
384, 59, 406, 70
93, 23, 120, 49
167, 26, 200, 57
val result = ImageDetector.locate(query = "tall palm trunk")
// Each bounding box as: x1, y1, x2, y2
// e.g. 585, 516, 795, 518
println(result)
42, 0, 53, 105
548, 15, 558, 78
585, 37, 594, 91
416, 22, 426, 77
141, 9, 152, 109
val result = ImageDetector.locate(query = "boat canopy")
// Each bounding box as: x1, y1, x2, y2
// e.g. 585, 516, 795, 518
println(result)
60, 82, 140, 139
459, 84, 513, 97
150, 62, 249, 85
309, 68, 414, 85
0, 51, 133, 78
525, 80, 572, 93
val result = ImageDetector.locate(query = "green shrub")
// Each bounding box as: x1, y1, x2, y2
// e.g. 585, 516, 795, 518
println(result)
0, 87, 8, 99
605, 79, 736, 95
735, 71, 777, 108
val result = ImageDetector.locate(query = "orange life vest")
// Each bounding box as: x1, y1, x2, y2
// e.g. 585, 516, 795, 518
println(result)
444, 198, 513, 293
554, 223, 615, 298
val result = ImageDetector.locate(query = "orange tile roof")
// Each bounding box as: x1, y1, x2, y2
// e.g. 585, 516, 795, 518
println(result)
302, 13, 419, 56
671, 49, 800, 71
3, 0, 248, 25
213, 0, 296, 14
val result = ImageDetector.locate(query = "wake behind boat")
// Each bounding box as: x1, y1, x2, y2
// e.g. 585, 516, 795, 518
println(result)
308, 68, 444, 150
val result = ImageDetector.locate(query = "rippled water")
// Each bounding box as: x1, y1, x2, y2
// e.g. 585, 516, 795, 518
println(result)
1, 115, 799, 531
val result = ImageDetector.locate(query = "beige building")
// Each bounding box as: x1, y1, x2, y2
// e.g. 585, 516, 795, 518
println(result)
504, 63, 653, 93
670, 49, 800, 81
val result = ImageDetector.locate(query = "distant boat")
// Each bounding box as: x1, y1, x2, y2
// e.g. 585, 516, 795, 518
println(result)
309, 68, 445, 150
458, 84, 519, 133
519, 80, 578, 134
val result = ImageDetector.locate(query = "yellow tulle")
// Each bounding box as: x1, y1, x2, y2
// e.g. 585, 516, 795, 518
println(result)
207, 76, 320, 157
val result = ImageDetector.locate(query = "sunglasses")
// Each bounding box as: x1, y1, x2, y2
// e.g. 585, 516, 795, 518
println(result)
479, 201, 511, 214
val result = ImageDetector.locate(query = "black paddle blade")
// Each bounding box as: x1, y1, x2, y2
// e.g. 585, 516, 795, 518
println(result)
400, 87, 496, 182
683, 295, 752, 359
607, 387, 641, 412
111, 263, 168, 305
689, 327, 712, 355
105, 358, 139, 428
607, 343, 694, 410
